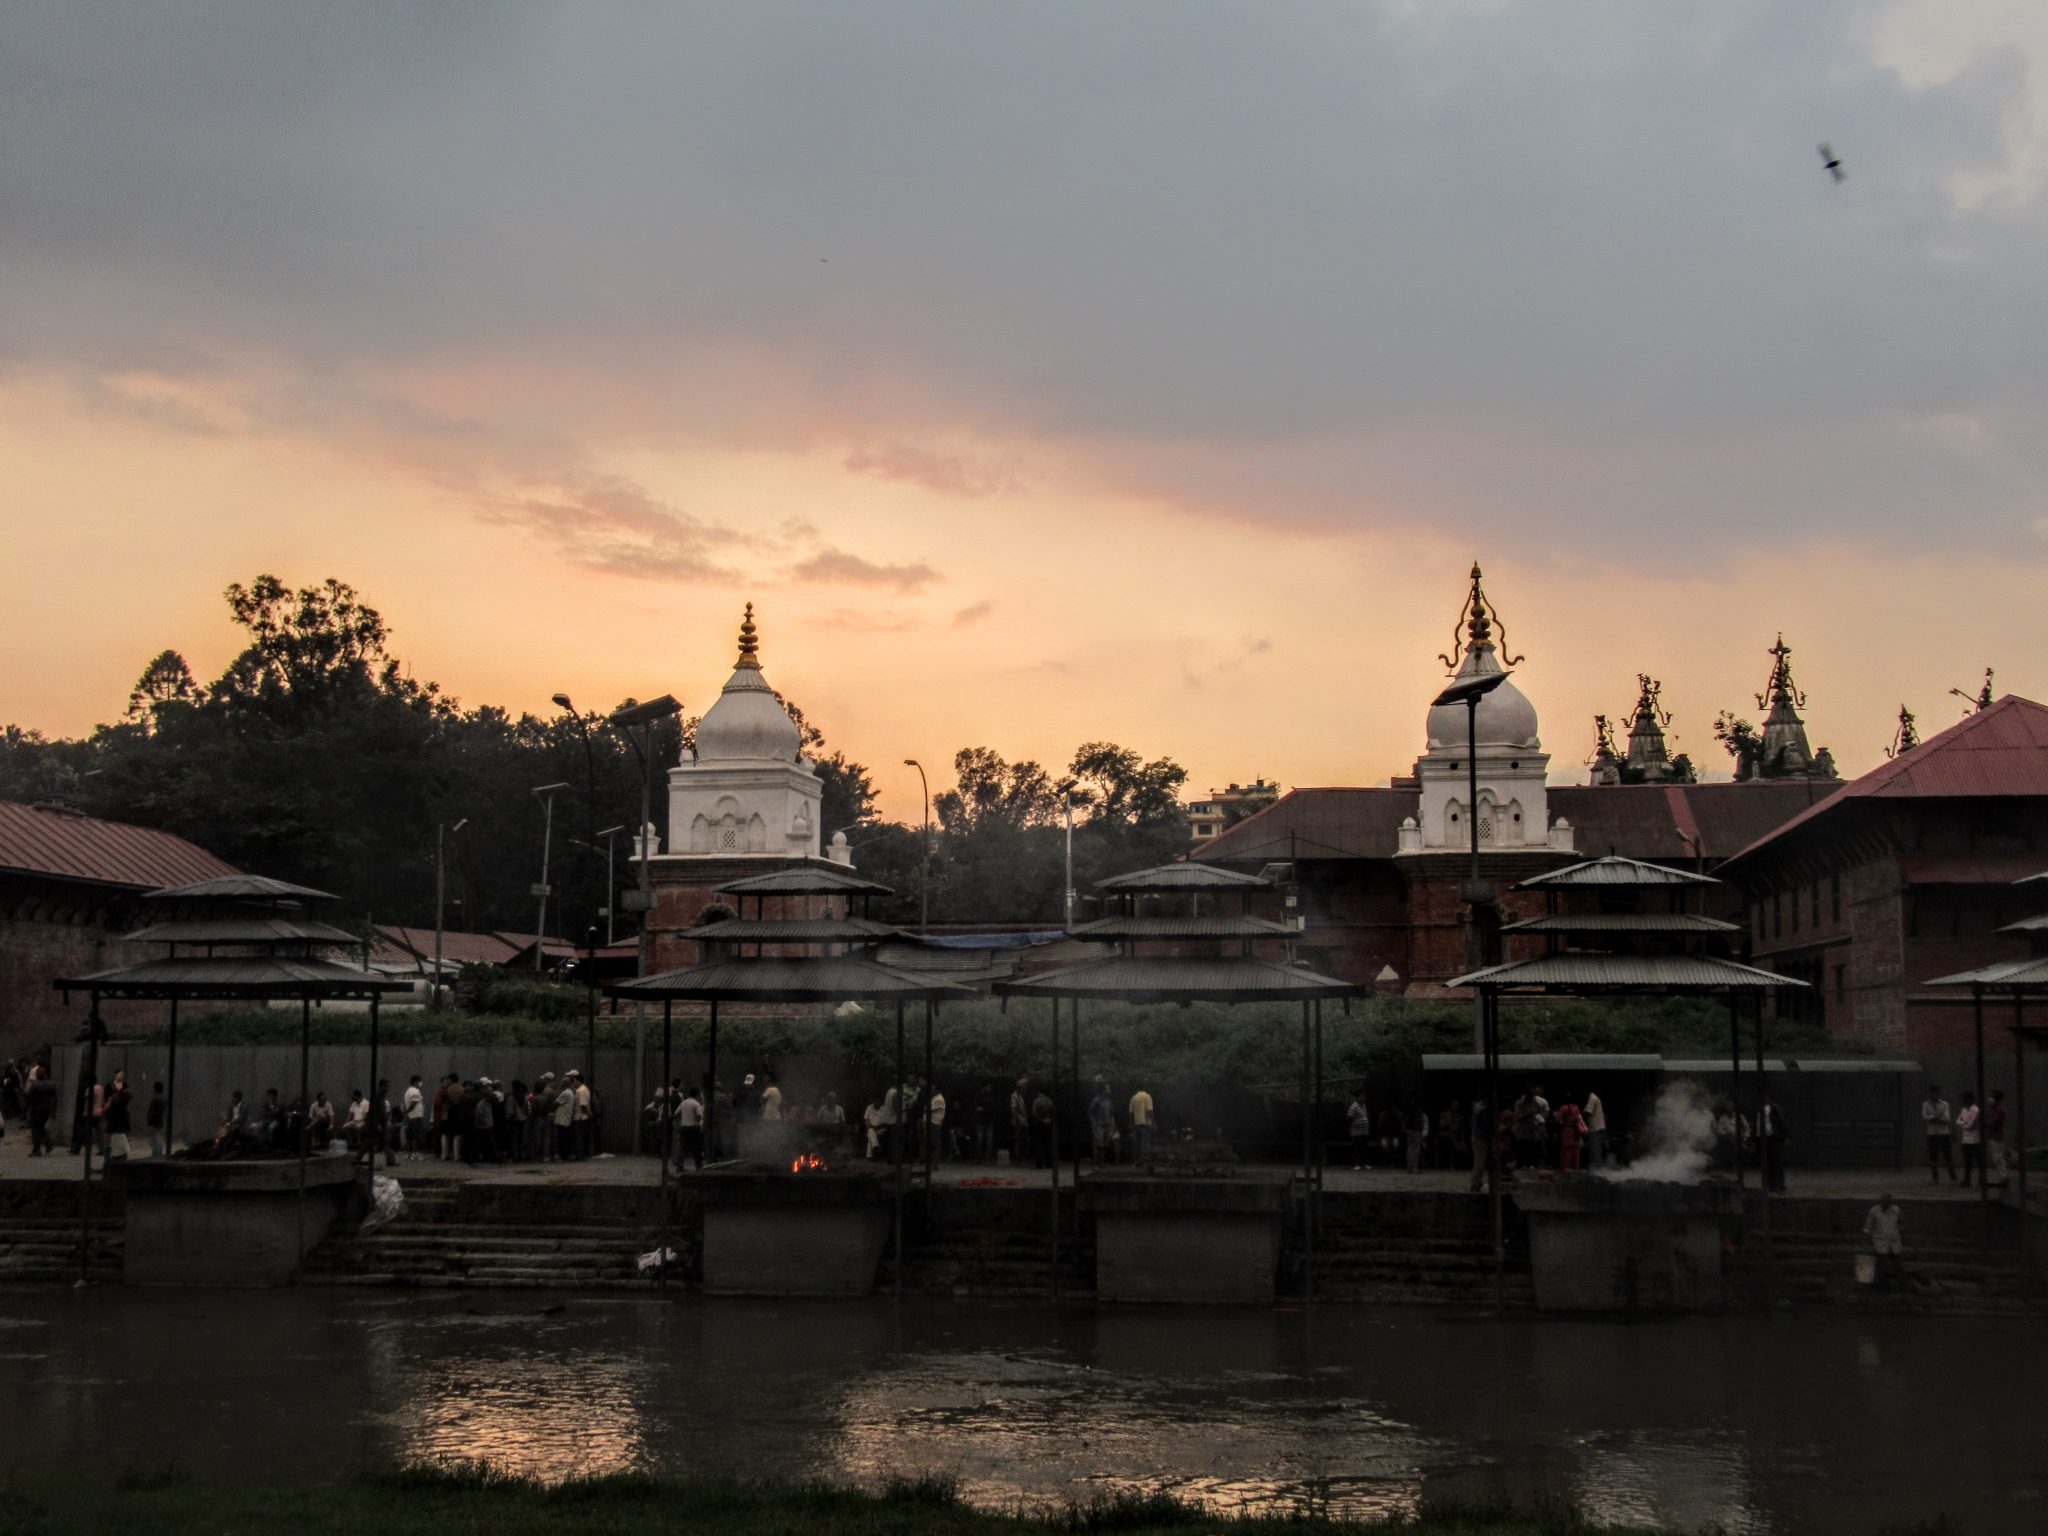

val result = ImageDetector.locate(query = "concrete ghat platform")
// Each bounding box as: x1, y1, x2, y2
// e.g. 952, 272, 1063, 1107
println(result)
1512, 1176, 1741, 1314
107, 1154, 356, 1287
695, 1170, 896, 1297
1081, 1174, 1290, 1304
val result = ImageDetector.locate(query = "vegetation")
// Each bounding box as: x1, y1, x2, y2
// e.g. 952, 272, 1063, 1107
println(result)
151, 990, 1843, 1090
0, 574, 1190, 931
2, 1464, 1945, 1536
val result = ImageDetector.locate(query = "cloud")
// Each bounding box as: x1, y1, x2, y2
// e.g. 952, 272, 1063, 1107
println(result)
790, 546, 939, 594
477, 473, 739, 581
1183, 635, 1274, 689
952, 599, 997, 627
845, 441, 1019, 498
7, 4, 2048, 567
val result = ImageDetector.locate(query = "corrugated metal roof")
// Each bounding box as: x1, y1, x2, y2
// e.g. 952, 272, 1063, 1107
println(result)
146, 873, 335, 902
376, 925, 522, 966
1067, 915, 1294, 939
1723, 695, 2048, 870
995, 956, 1358, 1002
1193, 787, 1419, 864
125, 917, 363, 946
1421, 1053, 1666, 1072
0, 799, 239, 892
1897, 853, 2048, 887
55, 956, 411, 1000
1516, 855, 1716, 889
1997, 913, 2048, 934
1449, 954, 1803, 991
1500, 913, 1739, 934
609, 956, 973, 1001
684, 917, 903, 942
1924, 957, 2048, 990
716, 866, 894, 897
1096, 863, 1267, 892
1662, 1059, 1793, 1073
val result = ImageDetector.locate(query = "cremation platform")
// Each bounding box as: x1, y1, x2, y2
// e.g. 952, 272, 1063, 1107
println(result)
1513, 1175, 1741, 1313
694, 1169, 897, 1297
1080, 1173, 1290, 1304
107, 1153, 356, 1287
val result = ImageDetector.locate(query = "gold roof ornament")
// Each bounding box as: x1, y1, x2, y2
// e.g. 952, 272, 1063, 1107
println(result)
736, 602, 761, 669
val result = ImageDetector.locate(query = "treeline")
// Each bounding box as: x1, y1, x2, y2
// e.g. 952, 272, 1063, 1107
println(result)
0, 576, 1192, 934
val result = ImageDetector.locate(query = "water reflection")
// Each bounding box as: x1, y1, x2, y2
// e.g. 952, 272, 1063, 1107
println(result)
0, 1290, 2040, 1535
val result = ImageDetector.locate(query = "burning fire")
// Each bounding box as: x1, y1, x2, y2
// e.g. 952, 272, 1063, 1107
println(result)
790, 1150, 829, 1174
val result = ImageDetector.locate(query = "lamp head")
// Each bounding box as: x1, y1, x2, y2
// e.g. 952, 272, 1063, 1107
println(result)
1430, 670, 1513, 710
551, 692, 574, 712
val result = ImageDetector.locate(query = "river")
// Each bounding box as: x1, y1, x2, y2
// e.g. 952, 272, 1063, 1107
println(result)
2, 1290, 2042, 1533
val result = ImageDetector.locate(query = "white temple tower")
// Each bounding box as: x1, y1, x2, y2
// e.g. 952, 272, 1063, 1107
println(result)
666, 604, 823, 859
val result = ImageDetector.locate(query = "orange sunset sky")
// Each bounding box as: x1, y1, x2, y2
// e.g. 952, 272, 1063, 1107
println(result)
5, 3, 2048, 822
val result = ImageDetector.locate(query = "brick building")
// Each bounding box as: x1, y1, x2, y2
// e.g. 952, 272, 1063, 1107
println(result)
0, 799, 238, 1058
1717, 694, 2048, 1053
1194, 567, 1843, 994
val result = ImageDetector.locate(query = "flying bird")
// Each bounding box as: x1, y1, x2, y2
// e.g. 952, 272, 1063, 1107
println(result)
1817, 143, 1844, 183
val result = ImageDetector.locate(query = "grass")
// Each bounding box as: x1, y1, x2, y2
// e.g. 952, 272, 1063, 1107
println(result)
0, 1466, 1966, 1536
4, 1463, 1935, 1536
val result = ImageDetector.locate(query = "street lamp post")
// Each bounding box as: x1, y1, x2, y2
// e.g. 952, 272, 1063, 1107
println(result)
1431, 667, 1512, 1308
610, 694, 682, 1163
1055, 778, 1084, 929
903, 758, 930, 934
573, 825, 627, 944
553, 693, 600, 934
432, 817, 467, 1009
531, 782, 570, 970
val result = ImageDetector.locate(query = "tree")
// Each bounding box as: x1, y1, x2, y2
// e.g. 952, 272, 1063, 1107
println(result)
935, 747, 1058, 835
1713, 712, 1763, 782
125, 650, 202, 731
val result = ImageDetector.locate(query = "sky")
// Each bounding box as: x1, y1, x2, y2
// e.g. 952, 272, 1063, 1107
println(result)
4, 1, 2048, 820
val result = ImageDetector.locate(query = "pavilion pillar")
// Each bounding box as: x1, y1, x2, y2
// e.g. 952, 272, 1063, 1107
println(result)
893, 998, 905, 1299
1754, 993, 1771, 1231
79, 1001, 103, 1283
923, 999, 936, 1186
1300, 999, 1313, 1303
295, 997, 310, 1284
660, 999, 673, 1289
2017, 993, 2030, 1291
1485, 987, 1504, 1310
165, 998, 179, 1158
1973, 986, 1987, 1209
1070, 999, 1082, 1195
706, 1000, 720, 1162
366, 991, 381, 1190
1049, 997, 1061, 1299
1728, 992, 1746, 1198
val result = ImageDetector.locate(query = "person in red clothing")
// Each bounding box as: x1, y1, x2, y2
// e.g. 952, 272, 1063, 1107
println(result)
1555, 1099, 1586, 1171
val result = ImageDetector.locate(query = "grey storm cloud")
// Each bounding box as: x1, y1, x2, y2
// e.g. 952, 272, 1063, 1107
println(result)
4, 2, 2048, 562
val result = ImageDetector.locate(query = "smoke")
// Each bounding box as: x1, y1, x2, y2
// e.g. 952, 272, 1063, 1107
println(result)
1600, 1079, 1717, 1185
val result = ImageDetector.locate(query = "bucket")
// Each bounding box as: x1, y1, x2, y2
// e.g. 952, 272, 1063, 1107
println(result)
996, 1149, 1010, 1167
1854, 1252, 1876, 1285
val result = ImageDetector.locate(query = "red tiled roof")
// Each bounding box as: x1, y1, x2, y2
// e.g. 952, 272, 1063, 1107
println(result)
1723, 696, 2048, 869
1194, 787, 1419, 863
1195, 781, 1834, 867
0, 799, 238, 892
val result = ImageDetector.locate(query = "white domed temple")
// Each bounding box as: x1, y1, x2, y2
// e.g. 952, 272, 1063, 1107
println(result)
643, 605, 855, 970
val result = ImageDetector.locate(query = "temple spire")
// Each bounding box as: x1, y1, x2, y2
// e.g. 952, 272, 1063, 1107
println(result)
1886, 705, 1919, 760
735, 602, 761, 669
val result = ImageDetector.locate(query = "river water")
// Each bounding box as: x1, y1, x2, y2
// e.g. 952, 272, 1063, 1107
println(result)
3, 1289, 2042, 1533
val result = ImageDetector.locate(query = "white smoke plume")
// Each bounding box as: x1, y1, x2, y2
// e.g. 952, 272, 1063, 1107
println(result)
1600, 1079, 1717, 1184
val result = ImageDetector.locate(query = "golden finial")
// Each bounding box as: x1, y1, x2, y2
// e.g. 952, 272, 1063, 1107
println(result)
1438, 561, 1523, 673
736, 602, 760, 667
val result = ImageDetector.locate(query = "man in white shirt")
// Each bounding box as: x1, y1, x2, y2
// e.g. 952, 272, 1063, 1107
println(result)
573, 1074, 593, 1160
1582, 1090, 1608, 1169
1957, 1090, 1985, 1187
926, 1087, 947, 1163
1864, 1193, 1904, 1286
675, 1085, 705, 1171
402, 1076, 426, 1161
1922, 1086, 1956, 1184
